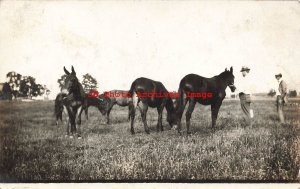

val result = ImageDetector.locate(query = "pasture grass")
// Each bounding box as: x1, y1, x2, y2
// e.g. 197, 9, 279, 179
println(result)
0, 99, 299, 181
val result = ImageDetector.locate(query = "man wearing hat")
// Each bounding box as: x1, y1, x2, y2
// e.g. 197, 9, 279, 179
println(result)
275, 73, 287, 123
238, 66, 254, 126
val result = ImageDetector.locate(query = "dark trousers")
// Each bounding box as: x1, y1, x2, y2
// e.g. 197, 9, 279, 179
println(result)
276, 95, 285, 123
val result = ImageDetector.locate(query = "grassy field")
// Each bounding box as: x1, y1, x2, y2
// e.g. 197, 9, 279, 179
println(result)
0, 99, 299, 182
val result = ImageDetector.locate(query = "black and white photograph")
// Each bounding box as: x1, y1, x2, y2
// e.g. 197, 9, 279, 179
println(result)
0, 0, 300, 186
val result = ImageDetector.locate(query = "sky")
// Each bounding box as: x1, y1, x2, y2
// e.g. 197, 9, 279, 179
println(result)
0, 1, 299, 99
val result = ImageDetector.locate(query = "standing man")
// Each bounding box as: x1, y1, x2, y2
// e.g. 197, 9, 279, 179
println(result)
275, 73, 287, 123
238, 66, 254, 126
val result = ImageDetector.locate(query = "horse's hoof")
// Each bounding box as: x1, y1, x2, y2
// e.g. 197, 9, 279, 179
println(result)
69, 135, 74, 139
65, 134, 69, 138
77, 136, 82, 139
131, 131, 135, 135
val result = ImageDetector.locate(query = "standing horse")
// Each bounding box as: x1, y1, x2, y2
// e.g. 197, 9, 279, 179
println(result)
176, 67, 236, 134
103, 90, 132, 124
129, 77, 176, 134
62, 66, 87, 138
55, 92, 110, 126
54, 92, 68, 125
77, 94, 110, 124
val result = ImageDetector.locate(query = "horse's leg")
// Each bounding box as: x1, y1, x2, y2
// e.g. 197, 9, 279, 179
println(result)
176, 95, 188, 134
211, 101, 222, 130
56, 114, 59, 126
157, 105, 164, 132
59, 110, 63, 124
139, 102, 150, 134
106, 108, 112, 125
185, 98, 196, 134
130, 103, 136, 134
77, 106, 84, 125
56, 110, 63, 126
85, 107, 88, 120
69, 108, 76, 138
64, 107, 71, 136
130, 93, 139, 134
76, 106, 83, 139
127, 106, 131, 121
106, 103, 114, 124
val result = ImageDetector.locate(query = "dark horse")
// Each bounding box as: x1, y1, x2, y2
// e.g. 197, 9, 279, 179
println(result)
77, 94, 110, 124
54, 92, 67, 125
103, 90, 132, 124
62, 66, 87, 138
176, 67, 236, 134
55, 92, 110, 126
129, 77, 176, 134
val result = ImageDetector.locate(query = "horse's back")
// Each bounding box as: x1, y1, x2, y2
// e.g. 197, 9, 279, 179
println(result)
132, 77, 167, 93
111, 90, 131, 106
130, 77, 170, 108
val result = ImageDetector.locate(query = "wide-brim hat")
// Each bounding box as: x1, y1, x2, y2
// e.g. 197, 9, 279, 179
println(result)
240, 66, 250, 72
275, 73, 282, 78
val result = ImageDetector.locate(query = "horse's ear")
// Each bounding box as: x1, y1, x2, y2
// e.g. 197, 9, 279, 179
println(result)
71, 66, 76, 75
64, 66, 70, 75
230, 66, 233, 73
225, 68, 228, 71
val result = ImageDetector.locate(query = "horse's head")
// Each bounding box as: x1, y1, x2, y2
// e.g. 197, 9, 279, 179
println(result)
97, 95, 109, 116
222, 67, 236, 92
63, 66, 80, 94
166, 98, 177, 128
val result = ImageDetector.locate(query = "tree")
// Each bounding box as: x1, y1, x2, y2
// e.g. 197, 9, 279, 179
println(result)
82, 73, 98, 93
31, 84, 45, 97
7, 71, 22, 82
0, 82, 12, 100
5, 72, 46, 99
19, 79, 30, 97
289, 90, 297, 98
57, 74, 68, 92
19, 76, 39, 98
267, 89, 276, 97
6, 71, 22, 99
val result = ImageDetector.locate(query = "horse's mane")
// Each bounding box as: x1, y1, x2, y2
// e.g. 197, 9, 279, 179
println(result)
215, 70, 231, 80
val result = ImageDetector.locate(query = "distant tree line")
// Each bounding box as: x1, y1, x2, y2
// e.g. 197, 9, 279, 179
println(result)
268, 89, 297, 98
0, 71, 50, 100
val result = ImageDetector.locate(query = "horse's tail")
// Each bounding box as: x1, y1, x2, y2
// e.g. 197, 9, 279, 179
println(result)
128, 80, 136, 98
128, 79, 140, 111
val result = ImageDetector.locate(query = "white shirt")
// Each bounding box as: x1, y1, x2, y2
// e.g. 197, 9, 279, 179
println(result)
236, 74, 255, 95
275, 78, 283, 96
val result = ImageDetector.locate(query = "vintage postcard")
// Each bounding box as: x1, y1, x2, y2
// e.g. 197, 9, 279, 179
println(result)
0, 0, 299, 188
